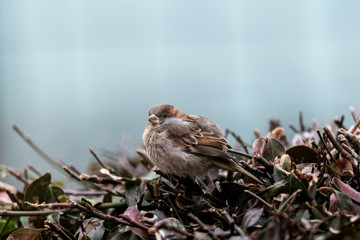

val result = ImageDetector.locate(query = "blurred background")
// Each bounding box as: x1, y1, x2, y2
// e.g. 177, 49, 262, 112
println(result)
1, 1, 360, 186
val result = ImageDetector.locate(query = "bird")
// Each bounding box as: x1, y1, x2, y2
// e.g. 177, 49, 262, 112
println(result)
142, 104, 262, 184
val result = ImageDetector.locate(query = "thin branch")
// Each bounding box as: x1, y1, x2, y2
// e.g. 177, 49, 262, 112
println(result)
27, 164, 42, 176
227, 129, 249, 153
316, 129, 336, 164
149, 221, 192, 238
89, 148, 117, 174
12, 125, 65, 174
299, 111, 305, 132
188, 212, 219, 240
323, 126, 356, 166
137, 149, 154, 169
289, 124, 299, 134
227, 149, 252, 159
350, 117, 360, 134
6, 168, 29, 186
333, 115, 345, 129
323, 126, 343, 151
350, 106, 358, 122
0, 209, 73, 217
63, 189, 108, 196
254, 154, 274, 171
222, 210, 246, 237
244, 190, 273, 210
45, 220, 76, 240
338, 128, 360, 150
6, 190, 21, 209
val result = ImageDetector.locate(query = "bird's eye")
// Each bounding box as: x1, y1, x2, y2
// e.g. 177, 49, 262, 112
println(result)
163, 114, 168, 118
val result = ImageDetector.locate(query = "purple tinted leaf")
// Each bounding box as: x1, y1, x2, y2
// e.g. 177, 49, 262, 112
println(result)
329, 193, 339, 213
123, 206, 149, 239
333, 178, 360, 201
242, 208, 263, 229
330, 190, 355, 214
333, 178, 360, 214
7, 228, 47, 240
156, 218, 186, 239
252, 138, 267, 156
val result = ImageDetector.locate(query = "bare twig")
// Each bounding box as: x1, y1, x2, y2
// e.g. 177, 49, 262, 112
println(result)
12, 125, 64, 173
289, 124, 299, 134
89, 148, 117, 175
338, 128, 360, 150
299, 111, 305, 132
27, 164, 42, 176
136, 149, 154, 169
6, 190, 21, 209
254, 154, 274, 171
188, 212, 219, 240
350, 117, 360, 134
149, 221, 192, 238
323, 126, 356, 166
316, 129, 336, 164
227, 149, 252, 159
227, 129, 249, 153
45, 220, 76, 240
6, 168, 29, 186
244, 190, 273, 210
222, 210, 246, 237
333, 115, 345, 129
350, 106, 358, 122
0, 209, 73, 217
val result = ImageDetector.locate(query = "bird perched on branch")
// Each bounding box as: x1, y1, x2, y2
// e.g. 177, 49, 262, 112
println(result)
142, 104, 262, 184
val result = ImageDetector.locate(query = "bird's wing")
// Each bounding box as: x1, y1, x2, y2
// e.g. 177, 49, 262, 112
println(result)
162, 118, 230, 159
161, 117, 263, 184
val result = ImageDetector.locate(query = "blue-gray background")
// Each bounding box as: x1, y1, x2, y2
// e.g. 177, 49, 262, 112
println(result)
1, 1, 360, 185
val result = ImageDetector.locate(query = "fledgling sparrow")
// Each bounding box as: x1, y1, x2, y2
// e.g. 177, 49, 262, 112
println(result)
142, 104, 262, 183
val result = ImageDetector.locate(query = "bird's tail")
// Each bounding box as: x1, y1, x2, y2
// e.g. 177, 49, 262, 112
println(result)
232, 163, 263, 184
212, 158, 263, 184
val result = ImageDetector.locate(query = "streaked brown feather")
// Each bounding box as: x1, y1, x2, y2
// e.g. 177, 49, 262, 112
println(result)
163, 116, 231, 159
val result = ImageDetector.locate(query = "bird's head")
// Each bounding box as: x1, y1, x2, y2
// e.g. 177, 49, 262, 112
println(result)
147, 104, 181, 126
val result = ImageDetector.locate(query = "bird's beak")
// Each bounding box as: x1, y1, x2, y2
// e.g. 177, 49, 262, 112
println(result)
148, 114, 160, 124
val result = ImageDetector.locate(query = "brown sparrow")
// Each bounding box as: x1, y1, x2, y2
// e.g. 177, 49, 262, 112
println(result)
142, 104, 262, 183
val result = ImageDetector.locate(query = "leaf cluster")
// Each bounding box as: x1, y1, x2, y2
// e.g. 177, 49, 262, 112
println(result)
2, 109, 360, 239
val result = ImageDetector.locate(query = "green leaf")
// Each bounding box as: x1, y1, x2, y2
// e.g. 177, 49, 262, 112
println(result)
273, 164, 289, 182
24, 172, 64, 204
286, 145, 318, 164
0, 220, 17, 238
76, 218, 105, 240
330, 190, 355, 214
141, 171, 160, 181
262, 138, 285, 162
267, 173, 307, 202
326, 165, 341, 178
107, 226, 135, 240
294, 209, 309, 221
6, 228, 47, 240
124, 180, 141, 206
